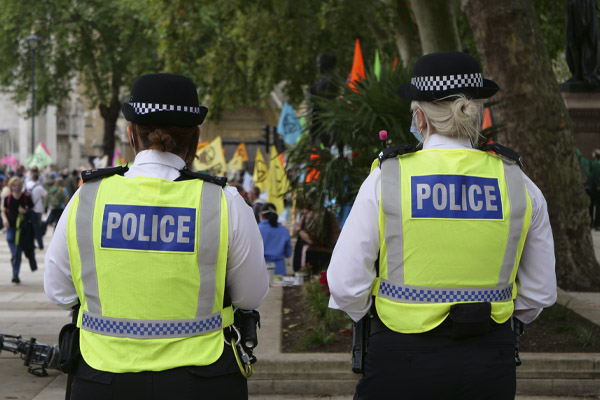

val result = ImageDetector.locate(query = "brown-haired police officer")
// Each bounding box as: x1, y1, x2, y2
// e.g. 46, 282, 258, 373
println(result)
44, 73, 269, 399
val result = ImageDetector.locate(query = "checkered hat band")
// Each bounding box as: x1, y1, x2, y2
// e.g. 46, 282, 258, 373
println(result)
378, 279, 513, 304
81, 310, 222, 339
130, 102, 202, 115
411, 73, 483, 92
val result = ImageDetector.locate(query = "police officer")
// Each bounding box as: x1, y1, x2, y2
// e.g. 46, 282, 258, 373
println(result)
327, 52, 557, 399
44, 73, 269, 399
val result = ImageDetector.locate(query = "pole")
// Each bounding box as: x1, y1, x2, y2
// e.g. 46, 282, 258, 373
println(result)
31, 47, 35, 155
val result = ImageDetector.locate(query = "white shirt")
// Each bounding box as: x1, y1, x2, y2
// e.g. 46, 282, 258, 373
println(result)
327, 134, 557, 324
29, 182, 48, 213
44, 150, 269, 311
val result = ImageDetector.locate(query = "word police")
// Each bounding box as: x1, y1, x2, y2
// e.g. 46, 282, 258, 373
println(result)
101, 204, 196, 252
411, 175, 503, 219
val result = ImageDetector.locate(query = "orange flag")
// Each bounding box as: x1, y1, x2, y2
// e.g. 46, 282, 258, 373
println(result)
349, 38, 365, 92
234, 143, 249, 162
481, 107, 494, 147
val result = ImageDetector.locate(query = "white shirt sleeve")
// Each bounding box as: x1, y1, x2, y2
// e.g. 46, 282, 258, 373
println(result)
514, 174, 557, 323
327, 169, 381, 322
223, 186, 270, 310
44, 194, 78, 310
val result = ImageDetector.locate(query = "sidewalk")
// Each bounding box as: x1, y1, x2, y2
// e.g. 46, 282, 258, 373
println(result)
1, 230, 600, 400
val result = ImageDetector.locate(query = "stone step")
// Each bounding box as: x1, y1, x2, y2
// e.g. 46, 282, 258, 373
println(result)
248, 353, 600, 397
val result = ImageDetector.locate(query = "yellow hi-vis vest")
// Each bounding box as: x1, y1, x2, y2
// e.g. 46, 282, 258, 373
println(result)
67, 174, 232, 373
372, 149, 532, 333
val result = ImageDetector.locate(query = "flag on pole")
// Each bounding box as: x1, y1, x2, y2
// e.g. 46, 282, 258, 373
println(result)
193, 136, 227, 175
228, 152, 244, 172
374, 49, 381, 81
277, 102, 302, 146
479, 107, 495, 148
253, 148, 268, 193
267, 145, 290, 215
26, 142, 52, 169
234, 142, 249, 162
349, 38, 365, 92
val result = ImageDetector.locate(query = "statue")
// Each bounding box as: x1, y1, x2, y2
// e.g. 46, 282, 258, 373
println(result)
309, 52, 338, 147
565, 0, 600, 89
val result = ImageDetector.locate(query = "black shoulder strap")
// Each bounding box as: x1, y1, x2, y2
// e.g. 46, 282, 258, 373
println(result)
378, 144, 418, 169
81, 165, 129, 183
481, 143, 523, 168
175, 168, 228, 187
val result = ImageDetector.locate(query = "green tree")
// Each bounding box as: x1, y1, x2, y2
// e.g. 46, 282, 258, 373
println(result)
149, 0, 394, 118
0, 0, 160, 163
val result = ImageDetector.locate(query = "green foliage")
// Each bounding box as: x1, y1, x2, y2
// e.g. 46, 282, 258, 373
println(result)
296, 278, 351, 350
0, 0, 160, 115
286, 60, 413, 222
573, 325, 597, 348
148, 0, 399, 118
538, 302, 571, 322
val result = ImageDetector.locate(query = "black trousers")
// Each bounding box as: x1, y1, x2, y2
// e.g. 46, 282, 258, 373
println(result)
70, 351, 247, 400
354, 320, 516, 400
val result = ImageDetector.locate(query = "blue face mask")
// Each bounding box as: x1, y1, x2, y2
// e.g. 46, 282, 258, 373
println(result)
410, 113, 422, 142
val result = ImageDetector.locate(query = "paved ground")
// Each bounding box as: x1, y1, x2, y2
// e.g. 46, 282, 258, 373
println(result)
1, 229, 600, 399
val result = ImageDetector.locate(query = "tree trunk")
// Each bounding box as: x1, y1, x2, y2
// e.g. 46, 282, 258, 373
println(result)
412, 0, 462, 53
99, 96, 120, 167
99, 73, 123, 167
462, 0, 600, 290
386, 0, 421, 67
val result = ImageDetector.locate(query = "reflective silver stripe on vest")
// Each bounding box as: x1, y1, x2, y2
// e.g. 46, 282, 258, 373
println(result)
497, 161, 526, 285
77, 180, 103, 315
81, 310, 222, 338
381, 159, 404, 284
381, 156, 526, 303
196, 183, 221, 317
378, 278, 513, 303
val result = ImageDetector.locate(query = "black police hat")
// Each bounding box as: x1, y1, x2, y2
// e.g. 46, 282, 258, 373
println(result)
397, 51, 499, 101
122, 73, 208, 126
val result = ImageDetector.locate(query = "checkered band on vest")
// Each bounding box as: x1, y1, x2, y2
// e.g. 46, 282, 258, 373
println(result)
81, 311, 222, 339
130, 102, 202, 115
378, 280, 512, 304
411, 73, 483, 92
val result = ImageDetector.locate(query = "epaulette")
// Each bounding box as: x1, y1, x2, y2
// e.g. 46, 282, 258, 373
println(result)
176, 168, 228, 187
481, 143, 523, 168
378, 144, 418, 169
81, 165, 129, 183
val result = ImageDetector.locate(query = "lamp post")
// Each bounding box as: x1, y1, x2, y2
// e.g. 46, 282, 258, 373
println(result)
26, 31, 39, 155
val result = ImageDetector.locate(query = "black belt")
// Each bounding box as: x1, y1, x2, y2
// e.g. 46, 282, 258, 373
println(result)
369, 312, 509, 338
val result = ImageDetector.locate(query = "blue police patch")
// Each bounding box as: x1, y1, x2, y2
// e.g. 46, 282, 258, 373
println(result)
101, 205, 196, 252
411, 175, 502, 219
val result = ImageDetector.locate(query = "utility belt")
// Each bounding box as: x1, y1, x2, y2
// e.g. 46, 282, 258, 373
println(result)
352, 302, 523, 374
57, 307, 261, 378
370, 302, 500, 340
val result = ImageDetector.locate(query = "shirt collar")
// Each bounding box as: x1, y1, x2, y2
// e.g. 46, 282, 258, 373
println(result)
422, 134, 473, 150
132, 150, 186, 170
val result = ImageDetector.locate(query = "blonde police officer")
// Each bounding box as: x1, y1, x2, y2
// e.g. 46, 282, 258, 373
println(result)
327, 52, 556, 400
44, 73, 269, 400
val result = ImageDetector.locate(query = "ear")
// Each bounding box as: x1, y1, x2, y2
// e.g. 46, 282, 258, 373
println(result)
416, 109, 426, 130
127, 125, 134, 148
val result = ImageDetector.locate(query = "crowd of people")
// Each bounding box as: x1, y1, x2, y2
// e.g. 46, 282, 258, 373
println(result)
0, 164, 81, 284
